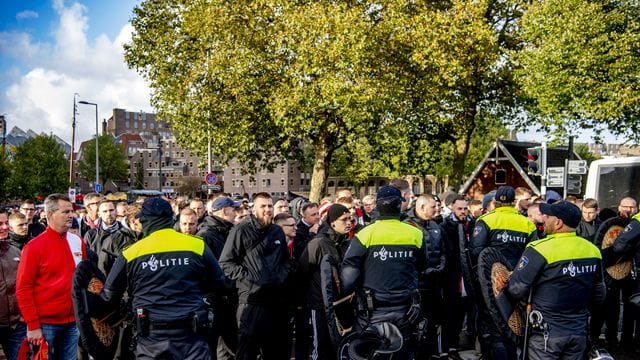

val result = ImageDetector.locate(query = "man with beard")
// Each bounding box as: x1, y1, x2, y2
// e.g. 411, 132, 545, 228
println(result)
8, 213, 30, 250
219, 193, 291, 360
440, 196, 475, 358
298, 204, 352, 360
85, 200, 123, 274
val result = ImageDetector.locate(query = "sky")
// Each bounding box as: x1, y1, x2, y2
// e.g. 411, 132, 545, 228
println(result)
0, 0, 622, 151
0, 0, 150, 149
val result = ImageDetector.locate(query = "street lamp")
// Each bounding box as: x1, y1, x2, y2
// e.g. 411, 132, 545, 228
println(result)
78, 100, 100, 193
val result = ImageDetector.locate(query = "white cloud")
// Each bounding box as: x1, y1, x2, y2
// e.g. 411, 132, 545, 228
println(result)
16, 10, 39, 21
0, 1, 151, 148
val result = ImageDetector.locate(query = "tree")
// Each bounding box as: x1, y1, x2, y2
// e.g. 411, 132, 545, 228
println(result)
176, 176, 203, 198
515, 0, 640, 141
0, 151, 11, 200
77, 134, 129, 189
7, 135, 68, 199
134, 161, 144, 189
125, 0, 525, 199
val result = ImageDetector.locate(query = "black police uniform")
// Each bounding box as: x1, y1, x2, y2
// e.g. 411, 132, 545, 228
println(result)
102, 224, 227, 359
341, 217, 426, 359
470, 206, 537, 360
507, 232, 606, 360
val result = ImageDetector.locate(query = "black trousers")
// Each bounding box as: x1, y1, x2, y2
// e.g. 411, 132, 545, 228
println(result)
528, 333, 587, 360
236, 303, 289, 360
208, 301, 238, 360
309, 309, 334, 360
136, 328, 211, 359
477, 308, 517, 360
589, 280, 620, 344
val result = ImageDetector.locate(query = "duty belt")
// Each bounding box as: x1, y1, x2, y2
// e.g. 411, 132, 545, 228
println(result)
148, 318, 192, 330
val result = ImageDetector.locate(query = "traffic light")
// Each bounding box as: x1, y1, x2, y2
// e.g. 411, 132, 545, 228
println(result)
526, 147, 542, 175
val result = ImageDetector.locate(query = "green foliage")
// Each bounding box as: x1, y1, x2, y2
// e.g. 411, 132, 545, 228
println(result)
134, 161, 144, 189
0, 151, 11, 200
7, 136, 69, 199
124, 0, 526, 197
77, 135, 129, 188
516, 0, 640, 141
574, 144, 602, 166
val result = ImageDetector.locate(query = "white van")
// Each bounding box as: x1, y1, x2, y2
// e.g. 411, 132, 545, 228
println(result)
584, 156, 640, 210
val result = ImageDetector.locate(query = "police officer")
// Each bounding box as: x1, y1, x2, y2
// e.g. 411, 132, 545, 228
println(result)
341, 185, 426, 359
507, 201, 606, 359
101, 198, 227, 359
470, 185, 537, 359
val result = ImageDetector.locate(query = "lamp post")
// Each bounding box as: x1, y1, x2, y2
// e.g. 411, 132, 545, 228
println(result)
69, 93, 79, 186
78, 100, 100, 193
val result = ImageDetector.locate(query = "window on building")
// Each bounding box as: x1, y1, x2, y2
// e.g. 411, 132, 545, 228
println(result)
125, 121, 130, 128
150, 122, 154, 129
134, 121, 138, 129
189, 162, 193, 167
281, 179, 285, 186
148, 162, 152, 167
142, 122, 146, 129
180, 152, 184, 157
290, 179, 294, 186
281, 165, 285, 174
148, 173, 152, 177
290, 165, 294, 174
144, 182, 148, 187
301, 179, 305, 186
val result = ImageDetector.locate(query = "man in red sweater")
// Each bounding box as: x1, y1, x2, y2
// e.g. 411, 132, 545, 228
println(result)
16, 193, 86, 359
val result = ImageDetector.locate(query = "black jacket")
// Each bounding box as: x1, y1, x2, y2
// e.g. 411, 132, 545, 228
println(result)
404, 210, 446, 275
27, 220, 45, 240
576, 218, 602, 243
85, 221, 123, 274
293, 220, 316, 262
196, 215, 234, 260
102, 227, 226, 322
103, 226, 142, 275
298, 226, 350, 310
219, 215, 291, 305
8, 232, 29, 250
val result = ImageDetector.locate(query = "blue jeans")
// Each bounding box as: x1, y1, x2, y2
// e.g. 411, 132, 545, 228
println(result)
41, 322, 79, 360
0, 322, 27, 360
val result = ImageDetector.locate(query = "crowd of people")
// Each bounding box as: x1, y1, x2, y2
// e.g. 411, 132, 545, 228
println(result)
0, 181, 639, 360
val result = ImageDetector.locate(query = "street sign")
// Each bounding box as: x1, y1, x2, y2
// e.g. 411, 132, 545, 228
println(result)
204, 172, 218, 185
547, 179, 564, 187
546, 167, 565, 187
95, 183, 101, 193
567, 174, 582, 194
201, 185, 221, 192
68, 188, 76, 203
547, 167, 565, 175
568, 160, 588, 175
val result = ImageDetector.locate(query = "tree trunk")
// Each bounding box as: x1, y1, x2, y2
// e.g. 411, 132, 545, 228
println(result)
308, 134, 333, 203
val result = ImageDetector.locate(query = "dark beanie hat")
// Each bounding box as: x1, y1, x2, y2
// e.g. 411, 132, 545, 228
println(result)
327, 204, 350, 224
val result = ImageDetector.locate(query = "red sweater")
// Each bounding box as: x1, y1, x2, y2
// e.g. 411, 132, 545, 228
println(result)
16, 227, 86, 330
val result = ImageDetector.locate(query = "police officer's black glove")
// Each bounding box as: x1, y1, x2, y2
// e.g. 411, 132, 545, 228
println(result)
406, 291, 422, 325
